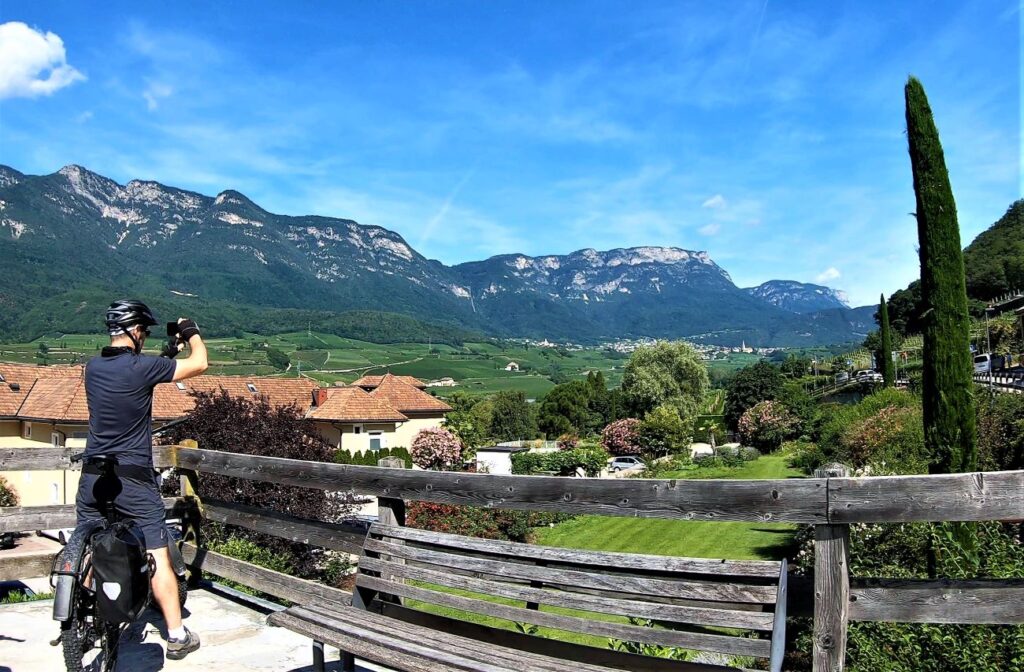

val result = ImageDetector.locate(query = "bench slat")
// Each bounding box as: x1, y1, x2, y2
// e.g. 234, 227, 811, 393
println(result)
359, 555, 775, 631
270, 607, 510, 672
357, 574, 773, 658
363, 537, 778, 604
297, 603, 628, 672
372, 523, 781, 578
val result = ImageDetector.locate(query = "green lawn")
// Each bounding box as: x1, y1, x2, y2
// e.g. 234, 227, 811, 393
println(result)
533, 454, 801, 561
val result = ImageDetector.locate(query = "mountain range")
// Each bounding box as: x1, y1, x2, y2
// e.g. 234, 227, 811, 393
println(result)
0, 164, 874, 346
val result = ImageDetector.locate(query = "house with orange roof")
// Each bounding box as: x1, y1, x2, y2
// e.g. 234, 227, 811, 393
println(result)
350, 374, 427, 390
308, 373, 451, 453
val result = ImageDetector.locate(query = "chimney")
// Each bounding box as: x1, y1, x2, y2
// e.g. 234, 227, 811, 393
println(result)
314, 388, 330, 407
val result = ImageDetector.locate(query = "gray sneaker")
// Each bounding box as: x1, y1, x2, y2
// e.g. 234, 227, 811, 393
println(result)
166, 627, 200, 660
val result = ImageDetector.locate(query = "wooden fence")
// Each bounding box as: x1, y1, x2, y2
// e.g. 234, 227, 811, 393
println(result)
2, 444, 1023, 672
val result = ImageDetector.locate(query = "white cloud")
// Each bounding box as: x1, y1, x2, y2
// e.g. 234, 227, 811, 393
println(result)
698, 223, 720, 236
815, 267, 841, 283
0, 22, 85, 99
702, 194, 727, 209
143, 81, 173, 110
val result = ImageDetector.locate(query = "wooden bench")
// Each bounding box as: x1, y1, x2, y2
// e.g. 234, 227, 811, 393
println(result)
269, 523, 787, 672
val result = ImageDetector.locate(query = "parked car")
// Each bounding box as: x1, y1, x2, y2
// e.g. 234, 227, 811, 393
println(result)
835, 372, 850, 384
974, 353, 1006, 374
608, 456, 645, 472
854, 370, 883, 383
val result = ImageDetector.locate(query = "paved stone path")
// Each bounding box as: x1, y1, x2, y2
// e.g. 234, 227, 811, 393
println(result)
0, 587, 387, 671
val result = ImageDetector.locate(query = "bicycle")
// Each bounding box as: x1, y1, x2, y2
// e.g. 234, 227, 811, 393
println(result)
50, 453, 190, 672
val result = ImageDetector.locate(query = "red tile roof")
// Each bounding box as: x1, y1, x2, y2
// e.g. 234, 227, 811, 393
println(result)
307, 386, 407, 423
0, 363, 83, 418
6, 367, 321, 423
351, 374, 426, 390
17, 378, 90, 422
370, 374, 451, 414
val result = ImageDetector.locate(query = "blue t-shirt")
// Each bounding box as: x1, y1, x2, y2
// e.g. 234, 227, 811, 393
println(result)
84, 351, 177, 467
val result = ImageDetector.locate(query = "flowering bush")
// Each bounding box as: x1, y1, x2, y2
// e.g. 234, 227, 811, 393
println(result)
411, 427, 462, 470
601, 418, 642, 456
840, 405, 926, 472
557, 433, 580, 450
737, 400, 797, 452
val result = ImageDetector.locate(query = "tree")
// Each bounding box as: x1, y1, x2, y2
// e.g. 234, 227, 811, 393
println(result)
879, 294, 895, 386
724, 361, 783, 430
411, 427, 462, 470
621, 341, 709, 422
637, 405, 690, 458
905, 76, 977, 475
779, 354, 810, 379
441, 391, 489, 449
489, 390, 537, 441
265, 346, 290, 371
165, 390, 350, 577
601, 418, 642, 456
537, 381, 599, 438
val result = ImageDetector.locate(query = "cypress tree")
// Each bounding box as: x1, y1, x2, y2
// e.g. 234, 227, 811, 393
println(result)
905, 76, 976, 475
879, 294, 895, 387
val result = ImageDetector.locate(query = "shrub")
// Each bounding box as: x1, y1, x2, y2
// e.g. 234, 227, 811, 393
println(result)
601, 418, 642, 456
334, 446, 412, 468
0, 475, 18, 507
738, 446, 760, 461
511, 447, 609, 477
557, 433, 580, 451
738, 400, 797, 452
976, 390, 1024, 471
787, 439, 827, 474
164, 390, 350, 578
207, 535, 295, 599
406, 502, 568, 542
788, 520, 1024, 672
839, 405, 927, 473
411, 427, 462, 470
638, 405, 691, 458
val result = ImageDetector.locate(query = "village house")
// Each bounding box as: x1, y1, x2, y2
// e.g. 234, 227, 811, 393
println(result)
504, 362, 519, 371
308, 373, 451, 453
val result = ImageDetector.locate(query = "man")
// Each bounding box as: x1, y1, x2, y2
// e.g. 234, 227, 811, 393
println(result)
75, 299, 208, 660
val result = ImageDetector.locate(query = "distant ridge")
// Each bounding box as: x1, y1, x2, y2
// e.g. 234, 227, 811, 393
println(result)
0, 163, 867, 346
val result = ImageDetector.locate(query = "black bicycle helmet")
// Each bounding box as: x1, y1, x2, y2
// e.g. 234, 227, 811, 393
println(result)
105, 299, 159, 336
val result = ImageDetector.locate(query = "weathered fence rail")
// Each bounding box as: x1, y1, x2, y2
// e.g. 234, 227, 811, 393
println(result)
2, 444, 1023, 672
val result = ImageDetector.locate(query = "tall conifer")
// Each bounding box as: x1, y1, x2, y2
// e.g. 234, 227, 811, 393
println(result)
879, 294, 895, 387
905, 76, 976, 474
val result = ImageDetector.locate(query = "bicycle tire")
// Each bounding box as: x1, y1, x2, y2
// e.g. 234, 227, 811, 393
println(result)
60, 623, 85, 672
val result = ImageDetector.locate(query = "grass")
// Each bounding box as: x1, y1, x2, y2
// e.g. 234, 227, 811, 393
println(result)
0, 590, 54, 604
533, 453, 801, 561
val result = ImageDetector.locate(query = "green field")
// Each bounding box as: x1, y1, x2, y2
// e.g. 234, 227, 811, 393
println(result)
534, 454, 801, 560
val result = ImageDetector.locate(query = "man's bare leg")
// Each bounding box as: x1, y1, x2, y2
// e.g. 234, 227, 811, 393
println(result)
149, 546, 181, 630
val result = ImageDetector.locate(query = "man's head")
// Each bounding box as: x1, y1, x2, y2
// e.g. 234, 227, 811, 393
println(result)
105, 299, 159, 353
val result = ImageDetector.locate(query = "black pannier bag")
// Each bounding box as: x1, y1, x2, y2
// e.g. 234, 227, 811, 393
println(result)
92, 521, 152, 623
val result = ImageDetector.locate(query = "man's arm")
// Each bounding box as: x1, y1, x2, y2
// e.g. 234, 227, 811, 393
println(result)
172, 320, 208, 382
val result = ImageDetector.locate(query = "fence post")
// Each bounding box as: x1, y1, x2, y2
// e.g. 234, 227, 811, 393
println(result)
813, 464, 850, 672
177, 439, 203, 587
376, 457, 406, 527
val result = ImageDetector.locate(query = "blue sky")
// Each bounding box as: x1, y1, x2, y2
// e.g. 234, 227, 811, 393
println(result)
0, 1, 1019, 307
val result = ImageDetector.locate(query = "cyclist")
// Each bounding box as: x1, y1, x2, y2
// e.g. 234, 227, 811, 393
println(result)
74, 299, 208, 661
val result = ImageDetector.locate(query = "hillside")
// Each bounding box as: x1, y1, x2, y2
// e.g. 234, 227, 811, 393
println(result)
887, 200, 1024, 334
0, 164, 869, 346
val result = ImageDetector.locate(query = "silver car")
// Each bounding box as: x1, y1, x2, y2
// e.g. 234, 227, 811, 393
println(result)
608, 456, 646, 472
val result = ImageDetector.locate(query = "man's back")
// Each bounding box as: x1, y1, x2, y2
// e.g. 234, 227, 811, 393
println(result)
84, 350, 176, 467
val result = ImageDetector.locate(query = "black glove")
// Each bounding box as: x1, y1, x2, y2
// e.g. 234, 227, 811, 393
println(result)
177, 318, 200, 341
159, 341, 181, 359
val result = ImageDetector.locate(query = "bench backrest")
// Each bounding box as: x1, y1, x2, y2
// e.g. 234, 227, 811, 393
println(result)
354, 523, 787, 672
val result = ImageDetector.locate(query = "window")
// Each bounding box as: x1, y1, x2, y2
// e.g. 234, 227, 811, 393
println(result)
352, 425, 362, 435
23, 422, 31, 439
369, 431, 385, 451
51, 483, 59, 504
176, 382, 187, 391
246, 383, 258, 394
0, 373, 5, 382
51, 432, 63, 448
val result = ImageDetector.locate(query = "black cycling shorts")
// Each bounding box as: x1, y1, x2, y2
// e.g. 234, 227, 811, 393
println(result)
75, 470, 168, 550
